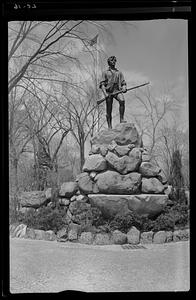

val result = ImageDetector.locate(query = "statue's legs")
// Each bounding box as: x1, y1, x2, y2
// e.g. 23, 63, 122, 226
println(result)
106, 96, 113, 129
115, 94, 126, 123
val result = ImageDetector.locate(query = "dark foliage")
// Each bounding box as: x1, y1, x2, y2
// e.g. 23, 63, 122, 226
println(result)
107, 202, 189, 233
10, 196, 189, 235
91, 207, 105, 227
17, 206, 68, 233
169, 149, 188, 205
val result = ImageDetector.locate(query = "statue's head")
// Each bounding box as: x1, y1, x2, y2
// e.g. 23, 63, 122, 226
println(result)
107, 56, 117, 67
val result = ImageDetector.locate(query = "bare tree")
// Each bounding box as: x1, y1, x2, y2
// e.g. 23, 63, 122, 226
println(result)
8, 20, 132, 191
155, 122, 189, 186
130, 86, 179, 158
21, 87, 71, 190
8, 20, 119, 94
59, 83, 100, 171
8, 21, 85, 93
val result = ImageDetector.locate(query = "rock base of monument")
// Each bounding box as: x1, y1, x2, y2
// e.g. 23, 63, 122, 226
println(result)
88, 194, 168, 219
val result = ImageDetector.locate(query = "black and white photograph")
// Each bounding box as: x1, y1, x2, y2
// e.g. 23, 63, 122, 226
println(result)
7, 5, 190, 293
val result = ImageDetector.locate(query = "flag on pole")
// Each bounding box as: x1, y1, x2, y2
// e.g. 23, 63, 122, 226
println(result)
88, 34, 99, 46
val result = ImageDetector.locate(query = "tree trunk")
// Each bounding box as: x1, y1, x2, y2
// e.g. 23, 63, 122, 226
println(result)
11, 157, 20, 217
79, 141, 85, 172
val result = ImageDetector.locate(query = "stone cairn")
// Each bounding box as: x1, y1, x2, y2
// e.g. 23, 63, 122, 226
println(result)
14, 123, 190, 245
77, 122, 169, 220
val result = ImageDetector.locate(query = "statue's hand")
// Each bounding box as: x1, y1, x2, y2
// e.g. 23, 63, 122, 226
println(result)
122, 86, 127, 93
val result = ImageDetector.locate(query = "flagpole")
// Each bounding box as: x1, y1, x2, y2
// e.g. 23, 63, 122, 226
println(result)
96, 35, 100, 131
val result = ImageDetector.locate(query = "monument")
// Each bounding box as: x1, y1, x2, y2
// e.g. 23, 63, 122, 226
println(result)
77, 122, 168, 219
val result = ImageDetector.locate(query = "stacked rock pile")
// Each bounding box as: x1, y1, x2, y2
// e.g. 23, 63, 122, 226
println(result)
18, 123, 170, 228
76, 123, 169, 219
14, 123, 187, 246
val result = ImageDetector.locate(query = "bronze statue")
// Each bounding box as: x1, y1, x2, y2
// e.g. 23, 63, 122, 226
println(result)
99, 56, 127, 129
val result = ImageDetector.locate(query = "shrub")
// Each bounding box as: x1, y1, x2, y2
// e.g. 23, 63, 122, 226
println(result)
150, 202, 189, 232
109, 212, 157, 233
106, 202, 189, 233
109, 211, 142, 233
152, 213, 175, 231
169, 187, 188, 204
17, 206, 68, 233
91, 207, 105, 227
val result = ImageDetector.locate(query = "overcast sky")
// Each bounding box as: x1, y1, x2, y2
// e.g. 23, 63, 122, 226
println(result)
105, 20, 188, 83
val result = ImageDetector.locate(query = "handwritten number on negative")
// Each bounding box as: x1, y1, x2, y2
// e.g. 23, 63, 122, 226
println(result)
14, 3, 37, 9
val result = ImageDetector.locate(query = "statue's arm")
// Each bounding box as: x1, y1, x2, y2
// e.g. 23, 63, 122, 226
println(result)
120, 72, 127, 93
99, 71, 109, 98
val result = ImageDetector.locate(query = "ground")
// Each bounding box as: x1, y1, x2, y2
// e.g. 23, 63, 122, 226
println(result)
10, 238, 190, 293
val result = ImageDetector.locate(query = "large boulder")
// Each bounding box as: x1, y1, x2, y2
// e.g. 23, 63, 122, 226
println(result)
141, 178, 165, 194
77, 172, 98, 194
59, 181, 78, 198
89, 194, 129, 218
139, 162, 161, 177
95, 171, 141, 194
127, 194, 168, 217
88, 194, 168, 219
114, 144, 133, 156
19, 191, 49, 208
105, 148, 142, 174
91, 123, 142, 147
82, 154, 107, 172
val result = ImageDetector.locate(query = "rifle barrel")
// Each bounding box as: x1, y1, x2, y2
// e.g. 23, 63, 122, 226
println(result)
126, 82, 150, 92
97, 82, 150, 105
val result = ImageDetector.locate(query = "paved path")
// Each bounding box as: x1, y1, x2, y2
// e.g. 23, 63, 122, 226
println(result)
10, 238, 190, 293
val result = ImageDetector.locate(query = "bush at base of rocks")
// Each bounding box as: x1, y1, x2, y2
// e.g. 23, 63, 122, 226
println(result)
66, 202, 104, 231
151, 202, 189, 232
109, 211, 153, 234
17, 206, 68, 234
108, 201, 189, 234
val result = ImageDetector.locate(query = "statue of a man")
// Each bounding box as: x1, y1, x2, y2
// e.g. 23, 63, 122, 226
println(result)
99, 56, 127, 129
